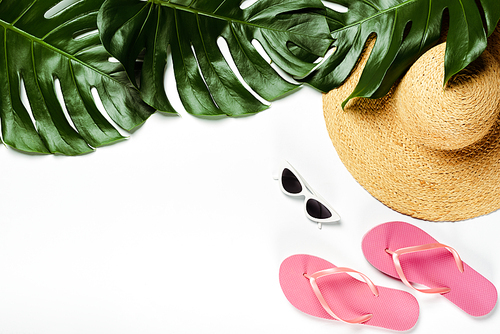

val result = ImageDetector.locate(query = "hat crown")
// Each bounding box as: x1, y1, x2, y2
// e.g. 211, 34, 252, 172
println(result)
394, 43, 500, 150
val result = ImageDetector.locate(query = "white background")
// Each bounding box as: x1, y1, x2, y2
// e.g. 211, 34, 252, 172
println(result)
1, 0, 499, 331
0, 83, 498, 333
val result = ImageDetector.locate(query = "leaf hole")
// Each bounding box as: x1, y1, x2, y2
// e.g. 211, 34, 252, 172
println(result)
72, 28, 99, 41
90, 87, 129, 137
217, 36, 270, 106
240, 0, 259, 10
251, 39, 271, 64
252, 39, 298, 85
53, 77, 79, 134
473, 0, 488, 34
439, 8, 450, 43
402, 21, 412, 42
108, 57, 120, 63
164, 44, 187, 116
136, 49, 146, 63
134, 48, 146, 88
312, 46, 336, 66
44, 0, 81, 19
190, 43, 220, 109
321, 0, 349, 13
322, 1, 348, 13
19, 76, 38, 132
287, 41, 322, 64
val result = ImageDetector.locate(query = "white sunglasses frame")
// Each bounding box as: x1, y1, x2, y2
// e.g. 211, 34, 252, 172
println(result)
275, 160, 340, 228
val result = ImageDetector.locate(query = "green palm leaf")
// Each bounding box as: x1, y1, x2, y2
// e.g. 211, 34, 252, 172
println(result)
0, 0, 155, 155
305, 0, 500, 108
97, 0, 333, 117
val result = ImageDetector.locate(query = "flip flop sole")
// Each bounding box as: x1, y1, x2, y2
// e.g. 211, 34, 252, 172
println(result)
279, 254, 419, 331
362, 221, 497, 316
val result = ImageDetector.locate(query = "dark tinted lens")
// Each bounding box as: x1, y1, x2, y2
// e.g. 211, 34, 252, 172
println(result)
306, 199, 332, 219
281, 168, 302, 194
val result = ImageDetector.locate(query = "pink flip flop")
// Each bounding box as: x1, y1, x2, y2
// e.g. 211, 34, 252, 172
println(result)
362, 221, 497, 316
279, 254, 419, 331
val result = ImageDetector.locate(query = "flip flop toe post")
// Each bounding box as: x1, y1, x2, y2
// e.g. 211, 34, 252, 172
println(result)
279, 254, 419, 331
362, 221, 497, 316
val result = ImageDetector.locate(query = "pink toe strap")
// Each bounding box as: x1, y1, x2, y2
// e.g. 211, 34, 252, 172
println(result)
385, 243, 464, 294
303, 267, 379, 324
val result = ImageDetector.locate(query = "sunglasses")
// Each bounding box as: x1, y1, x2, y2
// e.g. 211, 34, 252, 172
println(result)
275, 161, 340, 229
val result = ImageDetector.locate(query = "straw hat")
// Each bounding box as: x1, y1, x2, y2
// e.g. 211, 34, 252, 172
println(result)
323, 26, 500, 221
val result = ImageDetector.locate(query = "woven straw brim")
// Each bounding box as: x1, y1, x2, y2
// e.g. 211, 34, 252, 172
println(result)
323, 28, 500, 222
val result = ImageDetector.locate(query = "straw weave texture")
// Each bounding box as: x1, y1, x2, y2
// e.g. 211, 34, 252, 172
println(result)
323, 28, 500, 221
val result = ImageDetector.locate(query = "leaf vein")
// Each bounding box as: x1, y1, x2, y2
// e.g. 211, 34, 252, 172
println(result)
360, 0, 381, 11
151, 0, 322, 38
195, 13, 223, 110
332, 0, 420, 35
11, 0, 37, 26
173, 8, 210, 111
213, 0, 228, 14
31, 40, 74, 148
42, 12, 96, 41
0, 18, 129, 92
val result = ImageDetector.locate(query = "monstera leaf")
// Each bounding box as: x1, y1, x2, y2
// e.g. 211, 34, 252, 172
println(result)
0, 0, 155, 155
97, 0, 333, 117
305, 0, 500, 107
